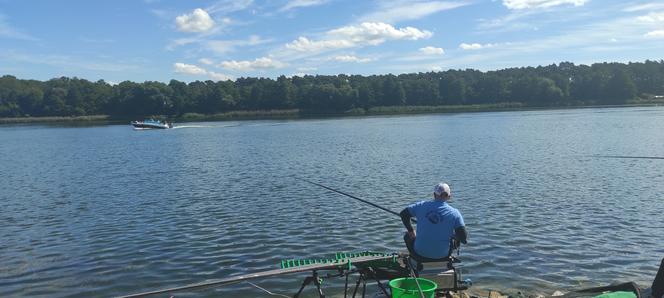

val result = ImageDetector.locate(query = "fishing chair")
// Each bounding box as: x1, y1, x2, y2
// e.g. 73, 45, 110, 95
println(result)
404, 238, 471, 293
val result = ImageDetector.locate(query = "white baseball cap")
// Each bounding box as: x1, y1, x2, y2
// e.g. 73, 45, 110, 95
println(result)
434, 182, 451, 196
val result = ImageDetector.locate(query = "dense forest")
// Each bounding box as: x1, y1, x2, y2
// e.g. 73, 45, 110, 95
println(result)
1, 60, 663, 118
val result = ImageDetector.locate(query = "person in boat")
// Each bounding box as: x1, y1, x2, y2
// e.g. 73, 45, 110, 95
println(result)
400, 182, 467, 262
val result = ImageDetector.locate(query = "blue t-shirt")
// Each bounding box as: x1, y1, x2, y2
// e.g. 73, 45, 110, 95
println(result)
408, 200, 465, 259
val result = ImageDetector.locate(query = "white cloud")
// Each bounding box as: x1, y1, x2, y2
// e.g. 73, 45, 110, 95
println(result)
280, 0, 328, 12
168, 37, 198, 49
174, 62, 207, 75
206, 0, 254, 14
623, 2, 664, 12
636, 12, 664, 23
149, 9, 170, 19
635, 12, 664, 39
477, 9, 539, 31
503, 0, 588, 10
219, 57, 286, 71
297, 67, 317, 72
286, 22, 432, 52
645, 30, 664, 38
175, 8, 215, 32
170, 35, 271, 53
3, 50, 138, 72
80, 37, 115, 44
208, 71, 234, 81
459, 43, 495, 50
246, 34, 267, 45
205, 35, 271, 54
419, 46, 444, 55
205, 40, 238, 54
360, 1, 470, 23
447, 13, 664, 69
199, 58, 214, 65
332, 55, 373, 63
386, 8, 664, 73
0, 14, 37, 41
173, 62, 233, 81
478, 1, 604, 33
330, 22, 433, 43
285, 37, 354, 51
430, 65, 443, 71
459, 43, 482, 50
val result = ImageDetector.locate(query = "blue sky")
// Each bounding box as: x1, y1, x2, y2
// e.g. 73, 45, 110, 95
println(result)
1, 0, 663, 83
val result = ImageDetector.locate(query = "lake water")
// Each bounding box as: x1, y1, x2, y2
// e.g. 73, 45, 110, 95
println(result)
1, 107, 663, 297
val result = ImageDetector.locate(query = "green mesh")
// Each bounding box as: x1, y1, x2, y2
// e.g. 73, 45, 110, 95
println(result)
280, 251, 397, 269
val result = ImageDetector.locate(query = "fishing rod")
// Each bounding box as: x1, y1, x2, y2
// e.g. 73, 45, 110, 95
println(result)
590, 155, 664, 160
116, 254, 395, 298
298, 178, 474, 258
297, 177, 415, 222
299, 178, 468, 295
118, 180, 452, 297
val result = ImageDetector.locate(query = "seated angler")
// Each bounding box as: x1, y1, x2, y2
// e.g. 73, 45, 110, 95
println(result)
400, 182, 468, 262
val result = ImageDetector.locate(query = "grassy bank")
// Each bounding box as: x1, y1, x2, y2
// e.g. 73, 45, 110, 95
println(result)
0, 115, 110, 124
170, 100, 664, 122
2, 100, 663, 124
356, 102, 526, 115
175, 104, 527, 121
179, 109, 301, 121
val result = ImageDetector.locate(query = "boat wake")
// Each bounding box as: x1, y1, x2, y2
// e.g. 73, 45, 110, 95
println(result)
138, 123, 284, 130
171, 124, 240, 129
132, 127, 166, 131
171, 125, 211, 129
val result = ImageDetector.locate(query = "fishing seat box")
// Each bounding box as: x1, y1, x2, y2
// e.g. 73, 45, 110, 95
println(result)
419, 262, 456, 290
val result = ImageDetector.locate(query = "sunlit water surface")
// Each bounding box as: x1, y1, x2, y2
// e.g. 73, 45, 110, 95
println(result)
1, 107, 663, 297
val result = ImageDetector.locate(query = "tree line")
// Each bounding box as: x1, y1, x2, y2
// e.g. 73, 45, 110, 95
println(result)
1, 60, 663, 118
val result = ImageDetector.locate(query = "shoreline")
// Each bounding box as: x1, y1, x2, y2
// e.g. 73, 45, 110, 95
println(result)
1, 101, 662, 125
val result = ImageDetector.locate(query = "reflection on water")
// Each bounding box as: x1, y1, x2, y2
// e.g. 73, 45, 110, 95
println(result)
1, 107, 663, 297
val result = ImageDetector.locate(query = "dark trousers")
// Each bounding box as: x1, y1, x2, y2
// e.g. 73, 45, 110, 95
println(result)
403, 233, 450, 263
654, 257, 664, 298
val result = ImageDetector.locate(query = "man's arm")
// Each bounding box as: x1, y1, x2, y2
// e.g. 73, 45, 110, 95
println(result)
454, 226, 468, 244
400, 208, 414, 233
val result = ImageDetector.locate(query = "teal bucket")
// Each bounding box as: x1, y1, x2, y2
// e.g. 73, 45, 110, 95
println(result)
389, 277, 437, 298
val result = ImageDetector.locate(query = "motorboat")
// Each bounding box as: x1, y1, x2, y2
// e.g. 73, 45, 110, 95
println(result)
130, 119, 173, 129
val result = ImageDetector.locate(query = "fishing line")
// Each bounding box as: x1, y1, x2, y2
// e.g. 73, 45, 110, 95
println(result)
405, 256, 426, 298
589, 155, 664, 160
246, 281, 291, 298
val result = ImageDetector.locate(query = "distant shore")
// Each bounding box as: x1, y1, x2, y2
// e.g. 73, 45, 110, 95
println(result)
0, 115, 111, 124
1, 100, 662, 125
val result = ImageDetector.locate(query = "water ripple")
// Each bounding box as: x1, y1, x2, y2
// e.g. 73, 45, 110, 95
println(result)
1, 108, 664, 297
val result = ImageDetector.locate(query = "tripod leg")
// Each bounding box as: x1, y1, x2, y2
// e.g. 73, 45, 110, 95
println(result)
313, 272, 325, 298
368, 268, 390, 297
294, 276, 313, 298
344, 272, 349, 298
352, 272, 364, 298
